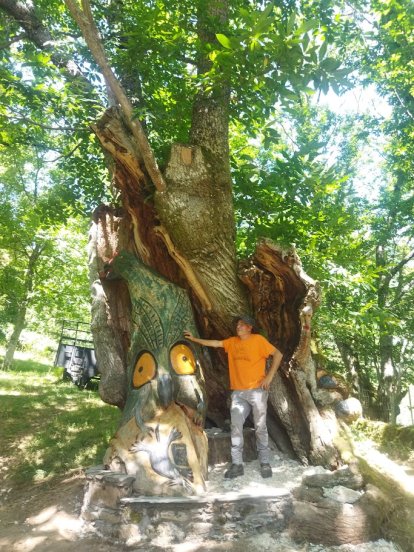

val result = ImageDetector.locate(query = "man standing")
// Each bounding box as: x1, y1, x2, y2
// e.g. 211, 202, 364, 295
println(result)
184, 315, 283, 479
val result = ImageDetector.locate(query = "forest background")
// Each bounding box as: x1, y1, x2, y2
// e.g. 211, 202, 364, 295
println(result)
0, 0, 413, 426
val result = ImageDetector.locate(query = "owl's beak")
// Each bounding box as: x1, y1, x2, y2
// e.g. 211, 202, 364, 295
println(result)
157, 373, 173, 408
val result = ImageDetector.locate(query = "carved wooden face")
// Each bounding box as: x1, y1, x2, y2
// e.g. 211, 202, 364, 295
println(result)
105, 251, 208, 496
129, 339, 205, 426
113, 251, 207, 430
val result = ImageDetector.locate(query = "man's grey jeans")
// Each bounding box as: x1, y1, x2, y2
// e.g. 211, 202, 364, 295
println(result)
230, 388, 270, 464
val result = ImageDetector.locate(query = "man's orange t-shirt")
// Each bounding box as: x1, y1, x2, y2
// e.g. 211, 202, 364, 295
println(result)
222, 334, 276, 390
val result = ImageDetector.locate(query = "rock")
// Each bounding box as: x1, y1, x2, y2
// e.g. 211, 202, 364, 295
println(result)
302, 464, 364, 490
319, 375, 338, 389
152, 522, 185, 546
289, 483, 389, 546
314, 389, 344, 407
335, 397, 363, 422
323, 485, 362, 504
82, 468, 135, 518
293, 485, 323, 502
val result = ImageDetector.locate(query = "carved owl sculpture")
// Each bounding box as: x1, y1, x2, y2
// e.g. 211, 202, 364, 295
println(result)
103, 251, 208, 496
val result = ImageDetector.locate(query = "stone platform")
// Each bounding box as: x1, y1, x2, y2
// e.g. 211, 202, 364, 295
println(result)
81, 429, 293, 545
120, 488, 291, 546
82, 466, 292, 545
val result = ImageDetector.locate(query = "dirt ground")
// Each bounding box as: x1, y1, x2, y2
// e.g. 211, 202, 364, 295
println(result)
1, 449, 409, 552
0, 473, 125, 552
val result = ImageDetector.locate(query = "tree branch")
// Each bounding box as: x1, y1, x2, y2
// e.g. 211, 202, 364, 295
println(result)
392, 87, 414, 121
378, 249, 414, 297
154, 225, 212, 311
44, 141, 82, 163
64, 0, 166, 192
0, 32, 26, 51
0, 0, 102, 105
389, 250, 414, 279
8, 113, 81, 132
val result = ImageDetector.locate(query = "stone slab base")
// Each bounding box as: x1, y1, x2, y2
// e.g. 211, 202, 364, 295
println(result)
81, 467, 292, 544
120, 489, 292, 546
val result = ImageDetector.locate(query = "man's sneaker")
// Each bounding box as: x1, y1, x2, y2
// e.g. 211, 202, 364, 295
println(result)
260, 463, 273, 478
224, 463, 244, 479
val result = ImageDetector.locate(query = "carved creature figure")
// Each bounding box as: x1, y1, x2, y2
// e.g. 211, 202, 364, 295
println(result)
111, 251, 206, 430
130, 425, 193, 493
103, 251, 208, 495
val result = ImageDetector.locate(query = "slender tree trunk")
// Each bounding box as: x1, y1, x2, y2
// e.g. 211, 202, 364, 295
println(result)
335, 338, 377, 417
378, 333, 397, 423
2, 306, 27, 370
376, 245, 396, 422
2, 245, 41, 370
335, 339, 361, 395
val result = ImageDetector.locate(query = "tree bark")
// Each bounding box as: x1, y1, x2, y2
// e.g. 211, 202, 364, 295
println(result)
239, 240, 340, 467
376, 245, 397, 422
88, 101, 340, 467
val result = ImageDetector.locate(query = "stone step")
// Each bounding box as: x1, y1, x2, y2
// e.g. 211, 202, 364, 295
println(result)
119, 488, 292, 546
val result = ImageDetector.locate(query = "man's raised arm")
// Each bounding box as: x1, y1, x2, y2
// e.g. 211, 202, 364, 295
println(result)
183, 331, 223, 348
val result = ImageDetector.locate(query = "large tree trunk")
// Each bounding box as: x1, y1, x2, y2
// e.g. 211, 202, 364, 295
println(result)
88, 115, 340, 468
85, 20, 340, 468
4, 0, 341, 476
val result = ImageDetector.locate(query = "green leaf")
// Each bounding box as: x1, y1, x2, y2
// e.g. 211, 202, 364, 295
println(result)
318, 41, 328, 62
321, 58, 342, 71
216, 34, 233, 49
287, 12, 296, 35
296, 19, 319, 35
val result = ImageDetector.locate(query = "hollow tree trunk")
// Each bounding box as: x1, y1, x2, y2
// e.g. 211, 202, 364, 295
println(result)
66, 0, 341, 469
87, 98, 340, 468
239, 240, 339, 467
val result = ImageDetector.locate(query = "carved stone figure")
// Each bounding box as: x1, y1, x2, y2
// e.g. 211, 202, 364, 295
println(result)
103, 251, 208, 496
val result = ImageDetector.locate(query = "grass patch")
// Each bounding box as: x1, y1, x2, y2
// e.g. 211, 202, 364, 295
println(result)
0, 357, 120, 487
351, 418, 414, 464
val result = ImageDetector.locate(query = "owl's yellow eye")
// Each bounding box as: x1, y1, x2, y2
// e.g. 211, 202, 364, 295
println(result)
170, 344, 197, 375
132, 352, 156, 388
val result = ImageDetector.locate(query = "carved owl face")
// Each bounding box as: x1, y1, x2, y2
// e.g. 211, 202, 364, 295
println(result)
112, 251, 206, 430
130, 340, 205, 422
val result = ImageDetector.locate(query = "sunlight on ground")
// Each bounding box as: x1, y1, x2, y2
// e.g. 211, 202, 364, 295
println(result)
0, 346, 54, 367
26, 505, 83, 537
0, 535, 48, 552
0, 503, 84, 552
355, 440, 414, 495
